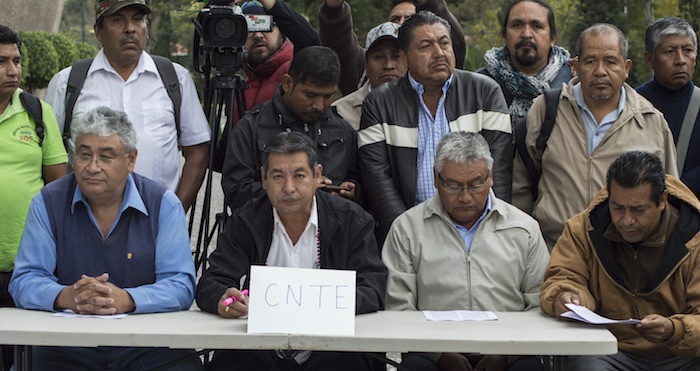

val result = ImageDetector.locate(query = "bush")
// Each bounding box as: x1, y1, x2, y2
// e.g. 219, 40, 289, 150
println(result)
16, 31, 99, 92
18, 31, 59, 92
76, 41, 98, 60
49, 33, 80, 71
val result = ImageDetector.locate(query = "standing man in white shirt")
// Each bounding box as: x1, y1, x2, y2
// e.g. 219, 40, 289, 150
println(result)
46, 0, 210, 212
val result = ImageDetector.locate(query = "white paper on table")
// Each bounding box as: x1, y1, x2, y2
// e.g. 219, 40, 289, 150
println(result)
52, 310, 128, 319
562, 304, 641, 325
422, 310, 498, 321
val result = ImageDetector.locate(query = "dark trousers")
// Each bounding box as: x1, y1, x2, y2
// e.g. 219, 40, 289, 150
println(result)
400, 353, 547, 371
206, 350, 371, 371
31, 346, 204, 371
0, 271, 15, 371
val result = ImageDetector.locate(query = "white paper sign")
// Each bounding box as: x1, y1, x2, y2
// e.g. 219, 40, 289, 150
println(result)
247, 265, 356, 336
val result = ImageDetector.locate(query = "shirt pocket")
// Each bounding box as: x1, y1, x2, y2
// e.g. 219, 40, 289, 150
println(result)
141, 99, 175, 142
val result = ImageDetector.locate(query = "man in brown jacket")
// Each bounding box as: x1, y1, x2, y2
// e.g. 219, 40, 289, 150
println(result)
541, 151, 700, 370
512, 23, 677, 249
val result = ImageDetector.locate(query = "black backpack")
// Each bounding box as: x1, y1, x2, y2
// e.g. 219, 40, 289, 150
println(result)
513, 87, 561, 199
19, 91, 45, 147
63, 56, 182, 144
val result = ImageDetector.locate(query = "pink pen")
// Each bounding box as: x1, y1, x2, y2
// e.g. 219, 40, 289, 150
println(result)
222, 289, 249, 306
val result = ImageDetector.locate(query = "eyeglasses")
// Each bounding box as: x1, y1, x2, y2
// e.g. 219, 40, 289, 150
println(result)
437, 170, 490, 195
74, 153, 124, 168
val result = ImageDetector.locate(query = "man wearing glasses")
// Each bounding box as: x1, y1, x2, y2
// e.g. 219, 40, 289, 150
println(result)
381, 131, 550, 371
9, 107, 201, 370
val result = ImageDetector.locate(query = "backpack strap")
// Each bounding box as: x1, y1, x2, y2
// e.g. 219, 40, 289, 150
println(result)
513, 116, 538, 199
19, 92, 44, 147
677, 86, 700, 175
64, 56, 182, 142
64, 58, 94, 144
515, 87, 562, 199
151, 55, 182, 139
535, 87, 562, 151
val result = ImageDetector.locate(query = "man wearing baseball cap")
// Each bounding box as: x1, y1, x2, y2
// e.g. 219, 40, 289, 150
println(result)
95, 0, 151, 19
46, 0, 211, 213
332, 22, 407, 130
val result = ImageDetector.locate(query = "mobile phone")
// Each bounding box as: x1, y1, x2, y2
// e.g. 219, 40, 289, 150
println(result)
320, 185, 351, 192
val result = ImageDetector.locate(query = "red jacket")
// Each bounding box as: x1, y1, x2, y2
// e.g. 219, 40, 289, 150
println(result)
241, 38, 293, 113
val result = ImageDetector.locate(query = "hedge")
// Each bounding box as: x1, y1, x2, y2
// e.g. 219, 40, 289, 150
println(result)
18, 31, 98, 92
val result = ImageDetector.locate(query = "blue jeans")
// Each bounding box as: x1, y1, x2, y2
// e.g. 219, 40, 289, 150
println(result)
31, 346, 203, 371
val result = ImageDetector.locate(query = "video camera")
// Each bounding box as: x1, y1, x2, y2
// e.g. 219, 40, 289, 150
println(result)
194, 0, 273, 72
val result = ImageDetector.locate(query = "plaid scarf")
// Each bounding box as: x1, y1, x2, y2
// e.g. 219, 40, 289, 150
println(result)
483, 45, 571, 123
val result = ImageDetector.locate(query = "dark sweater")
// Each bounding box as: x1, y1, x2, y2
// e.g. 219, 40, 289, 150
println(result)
637, 80, 700, 197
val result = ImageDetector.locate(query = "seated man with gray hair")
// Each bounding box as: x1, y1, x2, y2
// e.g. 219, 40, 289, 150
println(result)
10, 106, 202, 370
382, 131, 550, 371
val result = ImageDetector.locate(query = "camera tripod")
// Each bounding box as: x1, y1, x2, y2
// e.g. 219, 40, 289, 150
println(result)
191, 70, 247, 276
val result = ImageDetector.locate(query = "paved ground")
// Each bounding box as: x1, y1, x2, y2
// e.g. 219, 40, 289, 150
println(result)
187, 169, 225, 269
186, 168, 224, 311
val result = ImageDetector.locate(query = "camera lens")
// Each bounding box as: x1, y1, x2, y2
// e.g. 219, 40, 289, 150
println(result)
215, 18, 237, 40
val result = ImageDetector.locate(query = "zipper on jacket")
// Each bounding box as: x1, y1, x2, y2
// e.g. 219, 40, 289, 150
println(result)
304, 123, 309, 132
466, 253, 473, 310
632, 292, 640, 319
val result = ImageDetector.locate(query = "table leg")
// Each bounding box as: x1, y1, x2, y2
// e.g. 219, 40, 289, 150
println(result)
553, 355, 568, 371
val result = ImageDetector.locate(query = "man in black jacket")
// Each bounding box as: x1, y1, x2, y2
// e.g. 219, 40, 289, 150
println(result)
358, 11, 512, 243
222, 45, 361, 211
198, 131, 386, 371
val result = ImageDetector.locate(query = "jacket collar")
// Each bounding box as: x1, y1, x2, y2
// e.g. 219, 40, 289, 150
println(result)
563, 78, 658, 129
422, 189, 504, 228
271, 85, 334, 127
239, 191, 340, 265
587, 176, 700, 291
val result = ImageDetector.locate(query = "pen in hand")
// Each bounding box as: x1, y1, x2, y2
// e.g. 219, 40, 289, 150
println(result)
223, 289, 249, 307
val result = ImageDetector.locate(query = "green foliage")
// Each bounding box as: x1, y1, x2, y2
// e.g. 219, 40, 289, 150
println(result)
19, 40, 31, 88
17, 30, 99, 92
59, 0, 101, 48
49, 33, 80, 71
76, 41, 99, 60
679, 0, 700, 83
18, 31, 59, 92
54, 0, 696, 86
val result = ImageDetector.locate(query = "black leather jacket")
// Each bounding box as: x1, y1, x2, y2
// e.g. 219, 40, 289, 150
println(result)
196, 190, 387, 315
358, 70, 512, 242
222, 87, 362, 211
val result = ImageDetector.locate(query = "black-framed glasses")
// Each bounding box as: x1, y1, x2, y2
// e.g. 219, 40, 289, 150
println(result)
437, 170, 490, 195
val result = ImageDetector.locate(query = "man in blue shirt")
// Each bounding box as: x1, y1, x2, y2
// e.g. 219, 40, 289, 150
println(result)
358, 11, 511, 244
9, 106, 202, 370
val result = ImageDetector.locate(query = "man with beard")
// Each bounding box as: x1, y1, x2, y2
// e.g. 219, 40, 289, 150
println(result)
237, 0, 319, 118
211, 0, 320, 171
637, 17, 700, 198
358, 11, 511, 243
222, 46, 361, 211
512, 24, 677, 250
477, 0, 572, 124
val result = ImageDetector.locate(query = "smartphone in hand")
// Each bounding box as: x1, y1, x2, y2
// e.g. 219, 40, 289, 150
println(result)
320, 185, 351, 192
